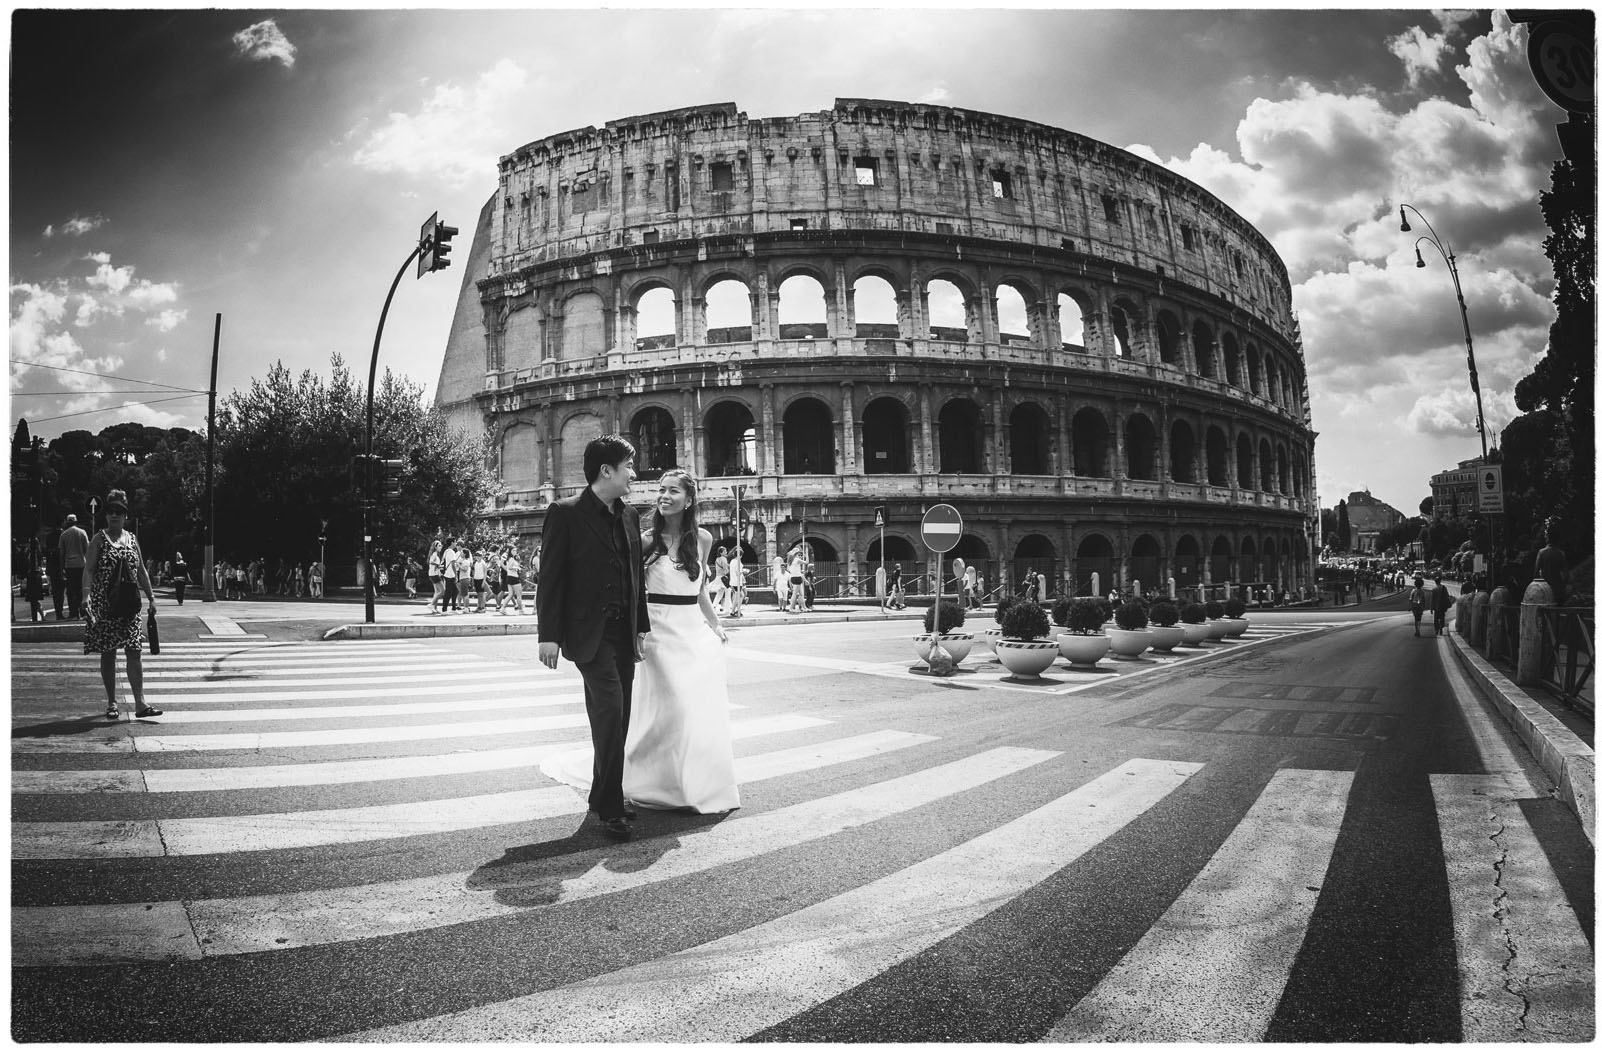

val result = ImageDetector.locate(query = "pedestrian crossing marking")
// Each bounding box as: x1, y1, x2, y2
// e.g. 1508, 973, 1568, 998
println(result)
343, 757, 1202, 1043
145, 669, 536, 689
1044, 768, 1354, 1041
136, 679, 570, 704
1207, 681, 1380, 704
1116, 703, 1395, 741
1432, 773, 1595, 1041
111, 693, 584, 724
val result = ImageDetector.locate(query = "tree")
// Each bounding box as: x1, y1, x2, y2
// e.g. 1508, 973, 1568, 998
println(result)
1419, 496, 1434, 517
212, 355, 499, 579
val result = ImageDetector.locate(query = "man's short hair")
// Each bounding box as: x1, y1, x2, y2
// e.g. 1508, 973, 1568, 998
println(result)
64, 514, 77, 524
583, 434, 636, 484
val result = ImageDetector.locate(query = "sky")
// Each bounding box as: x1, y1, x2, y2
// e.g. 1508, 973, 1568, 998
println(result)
8, 6, 1580, 516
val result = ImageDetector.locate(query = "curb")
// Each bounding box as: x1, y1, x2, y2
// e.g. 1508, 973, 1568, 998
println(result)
325, 607, 930, 640
1446, 628, 1595, 848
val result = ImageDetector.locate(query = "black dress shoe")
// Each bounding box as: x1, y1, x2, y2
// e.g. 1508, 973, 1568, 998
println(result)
599, 817, 633, 841
622, 801, 638, 821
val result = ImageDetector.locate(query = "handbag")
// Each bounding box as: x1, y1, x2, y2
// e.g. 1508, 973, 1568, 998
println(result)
108, 542, 143, 618
146, 606, 161, 654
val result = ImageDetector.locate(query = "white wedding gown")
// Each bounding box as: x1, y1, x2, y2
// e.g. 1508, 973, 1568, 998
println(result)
538, 554, 740, 815
624, 555, 741, 813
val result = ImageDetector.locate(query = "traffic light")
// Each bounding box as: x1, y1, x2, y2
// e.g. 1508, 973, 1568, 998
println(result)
418, 211, 460, 277
378, 459, 404, 501
351, 454, 376, 495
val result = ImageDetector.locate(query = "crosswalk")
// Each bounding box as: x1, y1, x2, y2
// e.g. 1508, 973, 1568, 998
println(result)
10, 634, 1593, 1041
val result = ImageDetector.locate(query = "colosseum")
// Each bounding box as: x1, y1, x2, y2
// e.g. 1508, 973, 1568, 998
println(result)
434, 98, 1319, 601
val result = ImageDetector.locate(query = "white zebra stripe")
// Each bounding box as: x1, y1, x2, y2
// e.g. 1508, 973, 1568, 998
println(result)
342, 757, 1203, 1043
114, 692, 584, 724
145, 669, 539, 690
1432, 773, 1594, 1041
1043, 768, 1353, 1041
12, 730, 943, 964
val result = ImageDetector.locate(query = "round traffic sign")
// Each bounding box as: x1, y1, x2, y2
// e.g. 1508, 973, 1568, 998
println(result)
920, 503, 963, 554
1528, 20, 1594, 113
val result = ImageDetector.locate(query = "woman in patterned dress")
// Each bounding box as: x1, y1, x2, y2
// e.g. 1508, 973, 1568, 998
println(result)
82, 489, 162, 721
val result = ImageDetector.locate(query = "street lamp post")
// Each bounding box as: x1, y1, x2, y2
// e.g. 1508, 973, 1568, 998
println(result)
1398, 203, 1495, 573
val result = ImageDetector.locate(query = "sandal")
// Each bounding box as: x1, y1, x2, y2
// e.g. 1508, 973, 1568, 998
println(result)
133, 705, 163, 718
104, 704, 120, 721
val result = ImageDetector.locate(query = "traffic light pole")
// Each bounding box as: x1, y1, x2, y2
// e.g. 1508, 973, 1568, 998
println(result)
365, 246, 421, 625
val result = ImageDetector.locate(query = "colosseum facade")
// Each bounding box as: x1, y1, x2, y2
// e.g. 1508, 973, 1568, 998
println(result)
434, 98, 1319, 600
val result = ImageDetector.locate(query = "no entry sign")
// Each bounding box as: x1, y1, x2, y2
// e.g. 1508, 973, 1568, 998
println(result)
921, 503, 963, 554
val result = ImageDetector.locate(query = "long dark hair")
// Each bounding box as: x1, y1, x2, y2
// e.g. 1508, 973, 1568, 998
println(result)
642, 468, 702, 581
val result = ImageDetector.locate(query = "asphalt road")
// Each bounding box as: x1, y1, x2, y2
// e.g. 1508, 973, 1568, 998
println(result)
10, 594, 1594, 1042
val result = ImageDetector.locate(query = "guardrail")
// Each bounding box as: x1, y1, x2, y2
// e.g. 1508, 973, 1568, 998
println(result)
1540, 605, 1594, 716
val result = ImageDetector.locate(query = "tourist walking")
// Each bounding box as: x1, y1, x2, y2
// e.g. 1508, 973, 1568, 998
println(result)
1408, 575, 1427, 636
453, 544, 474, 613
82, 489, 161, 721
726, 548, 746, 617
1430, 575, 1451, 635
501, 544, 526, 614
440, 539, 460, 612
171, 552, 190, 605
58, 513, 90, 618
426, 540, 446, 612
309, 560, 324, 599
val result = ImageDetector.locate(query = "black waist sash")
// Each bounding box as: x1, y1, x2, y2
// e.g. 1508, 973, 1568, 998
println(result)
647, 593, 698, 605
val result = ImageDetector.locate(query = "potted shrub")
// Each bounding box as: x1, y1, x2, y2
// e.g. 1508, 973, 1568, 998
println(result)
1057, 596, 1113, 667
994, 601, 1058, 678
1105, 600, 1152, 659
1222, 595, 1249, 637
1203, 599, 1230, 639
1178, 601, 1211, 646
1147, 600, 1185, 652
978, 595, 1014, 655
913, 600, 973, 666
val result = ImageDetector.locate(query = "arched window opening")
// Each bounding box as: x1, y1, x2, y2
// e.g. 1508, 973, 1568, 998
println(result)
1265, 357, 1280, 403
560, 292, 606, 360
705, 279, 753, 343
1263, 539, 1280, 585
630, 406, 677, 479
501, 425, 540, 491
861, 398, 911, 474
1241, 536, 1259, 582
503, 305, 541, 371
995, 284, 1030, 346
852, 275, 898, 338
1193, 322, 1217, 379
704, 401, 757, 476
634, 286, 676, 349
1075, 533, 1114, 596
557, 413, 604, 488
778, 274, 828, 339
1174, 534, 1202, 590
1169, 420, 1196, 483
1125, 413, 1158, 481
937, 398, 984, 473
928, 279, 968, 343
866, 535, 918, 564
1246, 346, 1262, 394
782, 397, 834, 474
1278, 445, 1292, 494
1072, 408, 1111, 477
1009, 403, 1052, 474
791, 536, 840, 594
1156, 311, 1181, 365
1235, 435, 1255, 489
1109, 306, 1131, 357
1210, 535, 1232, 586
1058, 293, 1087, 351
1205, 426, 1230, 486
1015, 534, 1057, 596
1258, 439, 1275, 493
1223, 333, 1242, 386
1130, 534, 1161, 593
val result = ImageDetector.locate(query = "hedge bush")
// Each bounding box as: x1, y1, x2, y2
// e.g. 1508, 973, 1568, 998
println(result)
1113, 603, 1150, 630
1001, 600, 1052, 641
1148, 601, 1181, 627
1180, 601, 1207, 624
1223, 596, 1246, 619
923, 600, 967, 634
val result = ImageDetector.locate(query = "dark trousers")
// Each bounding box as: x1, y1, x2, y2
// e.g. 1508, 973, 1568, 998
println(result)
443, 577, 458, 610
575, 626, 635, 821
63, 571, 84, 618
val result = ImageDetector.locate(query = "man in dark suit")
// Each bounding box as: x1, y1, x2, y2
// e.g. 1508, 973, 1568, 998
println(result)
537, 435, 650, 841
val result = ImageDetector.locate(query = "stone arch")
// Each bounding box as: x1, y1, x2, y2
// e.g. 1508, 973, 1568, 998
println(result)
629, 404, 677, 478
704, 399, 757, 476
862, 396, 912, 474
1241, 535, 1259, 582
1246, 344, 1262, 395
1057, 288, 1091, 351
925, 275, 973, 343
1265, 354, 1280, 404
557, 411, 604, 487
1073, 406, 1112, 477
1222, 331, 1242, 386
851, 274, 900, 338
500, 422, 541, 491
1009, 401, 1052, 474
1075, 532, 1115, 595
1014, 533, 1058, 594
937, 396, 984, 472
1155, 310, 1181, 366
782, 396, 834, 474
1192, 320, 1218, 379
1125, 411, 1158, 481
994, 282, 1031, 345
1263, 537, 1281, 585
1130, 533, 1161, 592
1235, 433, 1255, 490
1169, 418, 1197, 483
1277, 441, 1292, 494
777, 273, 828, 339
503, 303, 542, 371
1210, 534, 1233, 585
558, 290, 606, 360
1108, 299, 1138, 357
1258, 437, 1275, 493
1205, 425, 1230, 485
633, 285, 677, 345
704, 277, 754, 342
1174, 533, 1202, 590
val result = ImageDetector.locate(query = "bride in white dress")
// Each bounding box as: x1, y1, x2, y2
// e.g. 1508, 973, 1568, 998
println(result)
623, 469, 741, 814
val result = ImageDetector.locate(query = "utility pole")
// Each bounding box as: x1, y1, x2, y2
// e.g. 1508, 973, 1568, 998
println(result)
203, 313, 220, 602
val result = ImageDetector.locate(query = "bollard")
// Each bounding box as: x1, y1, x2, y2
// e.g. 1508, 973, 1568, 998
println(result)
1091, 572, 1100, 597
1168, 576, 1176, 599
1456, 594, 1473, 636
1485, 586, 1510, 660
1470, 589, 1491, 650
1516, 580, 1555, 685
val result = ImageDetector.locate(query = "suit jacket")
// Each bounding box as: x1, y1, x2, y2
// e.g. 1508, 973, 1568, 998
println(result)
536, 487, 649, 663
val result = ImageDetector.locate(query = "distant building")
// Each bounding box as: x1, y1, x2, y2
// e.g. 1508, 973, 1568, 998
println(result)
1343, 489, 1404, 552
1430, 457, 1485, 520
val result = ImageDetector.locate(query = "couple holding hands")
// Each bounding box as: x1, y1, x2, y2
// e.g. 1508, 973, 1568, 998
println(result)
535, 435, 739, 841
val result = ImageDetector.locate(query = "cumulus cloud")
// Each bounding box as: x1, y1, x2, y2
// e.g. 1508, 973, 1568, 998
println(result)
146, 309, 187, 333
351, 59, 529, 186
233, 19, 296, 69
43, 213, 107, 238
1388, 25, 1454, 87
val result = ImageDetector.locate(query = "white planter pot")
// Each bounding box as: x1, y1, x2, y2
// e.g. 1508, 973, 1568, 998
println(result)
1147, 625, 1186, 652
1105, 627, 1152, 659
978, 627, 1004, 655
1056, 631, 1112, 667
1224, 616, 1249, 637
912, 632, 973, 666
1206, 618, 1230, 639
994, 639, 1060, 678
1179, 622, 1211, 646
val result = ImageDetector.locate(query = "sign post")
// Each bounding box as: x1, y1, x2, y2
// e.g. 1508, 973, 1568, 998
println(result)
1477, 465, 1504, 514
919, 504, 963, 676
873, 505, 886, 600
